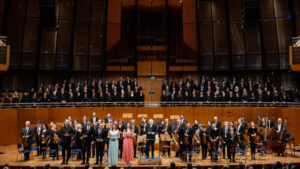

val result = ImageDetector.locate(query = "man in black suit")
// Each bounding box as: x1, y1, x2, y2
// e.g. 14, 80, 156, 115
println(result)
93, 122, 107, 165
34, 120, 42, 156
221, 121, 230, 159
81, 115, 88, 127
236, 118, 246, 151
212, 116, 221, 130
81, 120, 94, 164
179, 114, 187, 127
131, 119, 139, 158
20, 121, 34, 161
104, 113, 113, 123
146, 119, 157, 158
160, 118, 173, 157
60, 119, 75, 164
90, 112, 99, 124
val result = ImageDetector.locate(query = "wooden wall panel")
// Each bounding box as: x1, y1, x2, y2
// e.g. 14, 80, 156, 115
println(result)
1, 107, 300, 145
152, 61, 166, 76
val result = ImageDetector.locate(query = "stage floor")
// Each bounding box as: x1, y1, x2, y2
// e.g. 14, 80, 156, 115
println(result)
0, 145, 299, 168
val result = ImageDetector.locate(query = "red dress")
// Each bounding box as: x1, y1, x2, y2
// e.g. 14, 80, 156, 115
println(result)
123, 130, 133, 162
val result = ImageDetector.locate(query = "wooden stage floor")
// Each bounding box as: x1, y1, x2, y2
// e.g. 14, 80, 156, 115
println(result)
0, 145, 300, 168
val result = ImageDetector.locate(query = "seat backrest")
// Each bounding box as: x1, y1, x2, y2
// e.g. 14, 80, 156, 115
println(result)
17, 143, 21, 149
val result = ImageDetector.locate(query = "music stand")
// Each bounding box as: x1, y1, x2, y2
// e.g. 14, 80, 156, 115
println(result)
138, 135, 147, 157
160, 134, 172, 157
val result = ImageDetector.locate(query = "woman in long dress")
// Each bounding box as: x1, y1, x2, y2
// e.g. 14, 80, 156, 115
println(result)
123, 123, 134, 164
108, 123, 120, 166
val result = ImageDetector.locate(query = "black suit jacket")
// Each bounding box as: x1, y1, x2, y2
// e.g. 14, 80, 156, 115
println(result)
93, 128, 107, 142
34, 125, 43, 141
221, 126, 230, 140
104, 117, 114, 123
82, 125, 94, 143
90, 117, 99, 123
145, 124, 157, 140
274, 124, 286, 133
20, 127, 34, 144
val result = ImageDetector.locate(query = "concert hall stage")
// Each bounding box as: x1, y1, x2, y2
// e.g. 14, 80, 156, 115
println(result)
0, 145, 300, 169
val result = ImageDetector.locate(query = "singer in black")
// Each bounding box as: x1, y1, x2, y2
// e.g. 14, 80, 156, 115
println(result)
93, 122, 107, 165
60, 120, 75, 164
81, 120, 94, 164
145, 119, 157, 158
117, 119, 125, 159
20, 121, 34, 161
247, 122, 258, 160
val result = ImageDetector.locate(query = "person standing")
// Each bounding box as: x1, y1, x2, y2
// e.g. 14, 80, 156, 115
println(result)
93, 122, 107, 165
60, 119, 74, 164
123, 123, 134, 164
40, 123, 49, 159
227, 126, 237, 162
131, 119, 139, 158
117, 119, 125, 159
146, 119, 157, 158
20, 121, 34, 161
81, 121, 94, 164
49, 124, 59, 160
34, 121, 42, 156
247, 122, 258, 160
108, 123, 120, 167
199, 125, 209, 159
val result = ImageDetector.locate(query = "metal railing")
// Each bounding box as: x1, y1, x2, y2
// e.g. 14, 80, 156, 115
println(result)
1, 101, 300, 108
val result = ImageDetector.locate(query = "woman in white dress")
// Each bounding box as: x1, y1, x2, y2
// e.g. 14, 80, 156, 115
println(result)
108, 123, 120, 166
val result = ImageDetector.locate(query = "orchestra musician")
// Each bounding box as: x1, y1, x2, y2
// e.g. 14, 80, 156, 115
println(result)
209, 123, 219, 162
81, 120, 94, 164
236, 118, 246, 150
247, 122, 258, 160
40, 123, 49, 159
60, 119, 75, 164
34, 120, 42, 156
104, 113, 114, 123
184, 123, 194, 162
91, 112, 99, 124
199, 124, 209, 160
179, 114, 187, 127
49, 124, 59, 160
274, 118, 287, 156
93, 122, 107, 165
130, 119, 139, 158
20, 121, 34, 161
117, 119, 125, 159
177, 120, 185, 160
192, 119, 200, 131
139, 118, 147, 155
161, 118, 172, 157
74, 124, 83, 161
221, 121, 230, 159
212, 116, 221, 130
226, 126, 237, 162
146, 119, 157, 158
81, 115, 88, 127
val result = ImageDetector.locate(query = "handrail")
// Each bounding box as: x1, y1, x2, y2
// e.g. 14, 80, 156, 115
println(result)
0, 101, 300, 108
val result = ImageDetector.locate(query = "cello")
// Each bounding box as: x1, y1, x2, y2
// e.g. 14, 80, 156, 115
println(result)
272, 118, 288, 154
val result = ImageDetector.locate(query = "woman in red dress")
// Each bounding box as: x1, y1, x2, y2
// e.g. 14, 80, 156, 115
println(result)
123, 122, 134, 164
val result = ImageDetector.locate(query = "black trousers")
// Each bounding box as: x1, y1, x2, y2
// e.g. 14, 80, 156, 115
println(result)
179, 143, 185, 159
61, 141, 71, 162
250, 143, 256, 156
227, 144, 235, 161
40, 143, 47, 158
146, 140, 155, 158
96, 142, 105, 163
82, 142, 91, 163
24, 144, 31, 160
133, 143, 137, 157
36, 139, 41, 155
92, 143, 96, 157
119, 140, 123, 158
222, 142, 227, 158
201, 144, 208, 159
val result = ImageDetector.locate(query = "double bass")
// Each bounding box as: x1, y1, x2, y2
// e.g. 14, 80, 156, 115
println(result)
272, 118, 288, 154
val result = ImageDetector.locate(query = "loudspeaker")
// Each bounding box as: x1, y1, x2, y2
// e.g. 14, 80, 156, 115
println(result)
242, 0, 260, 28
39, 0, 58, 29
